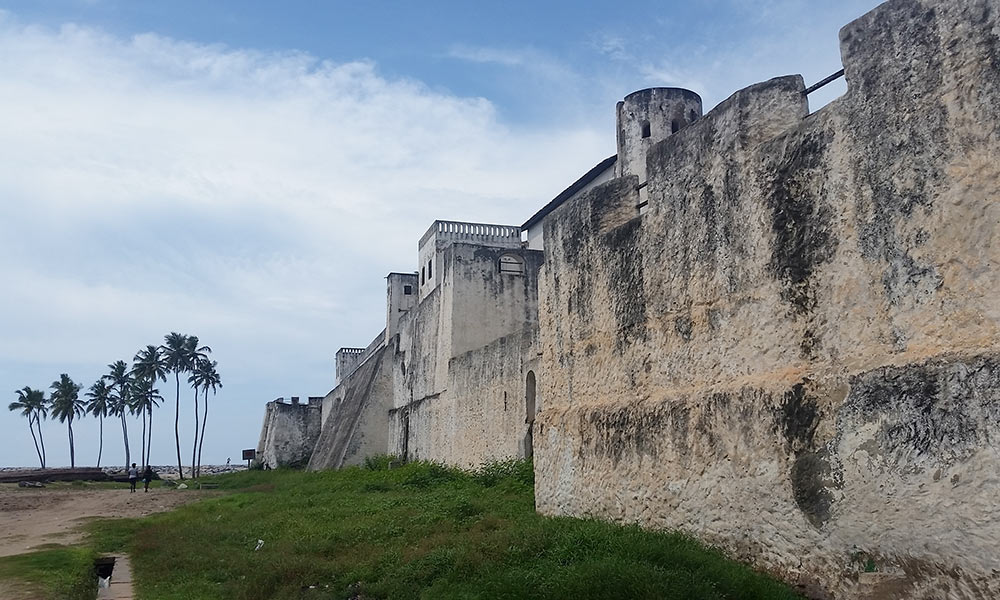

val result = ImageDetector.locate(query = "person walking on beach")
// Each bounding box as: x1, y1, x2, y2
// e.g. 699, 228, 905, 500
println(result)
142, 466, 154, 492
127, 463, 138, 493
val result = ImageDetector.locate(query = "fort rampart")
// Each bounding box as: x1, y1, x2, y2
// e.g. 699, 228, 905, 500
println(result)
259, 1, 1000, 597
535, 1, 1000, 597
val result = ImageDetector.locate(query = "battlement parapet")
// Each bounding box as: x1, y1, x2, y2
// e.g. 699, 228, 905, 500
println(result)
271, 396, 322, 409
335, 347, 366, 383
335, 331, 386, 384
418, 220, 521, 250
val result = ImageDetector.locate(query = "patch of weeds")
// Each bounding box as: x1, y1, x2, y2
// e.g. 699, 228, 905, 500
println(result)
403, 462, 464, 488
363, 454, 399, 471
447, 498, 484, 522
0, 546, 96, 600
85, 518, 140, 553
474, 458, 534, 487
362, 481, 395, 493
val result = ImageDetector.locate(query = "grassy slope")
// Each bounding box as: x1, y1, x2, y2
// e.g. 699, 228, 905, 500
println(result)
81, 461, 802, 600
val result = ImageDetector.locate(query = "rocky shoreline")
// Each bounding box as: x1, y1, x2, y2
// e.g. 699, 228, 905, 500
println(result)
0, 465, 247, 482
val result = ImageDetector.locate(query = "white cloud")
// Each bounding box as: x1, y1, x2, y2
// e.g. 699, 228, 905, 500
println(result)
593, 34, 629, 61
447, 44, 527, 67
0, 15, 609, 467
0, 0, 882, 467
446, 43, 581, 90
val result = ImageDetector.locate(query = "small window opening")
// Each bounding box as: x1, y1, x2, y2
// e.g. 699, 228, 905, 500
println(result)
421, 267, 425, 285
427, 259, 432, 279
640, 119, 651, 138
689, 109, 698, 122
403, 284, 413, 295
525, 371, 536, 423
671, 120, 681, 134
499, 254, 525, 275
522, 370, 537, 459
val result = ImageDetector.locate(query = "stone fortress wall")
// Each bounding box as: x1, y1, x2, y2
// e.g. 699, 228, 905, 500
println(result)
286, 222, 545, 472
258, 1, 1000, 597
256, 396, 323, 469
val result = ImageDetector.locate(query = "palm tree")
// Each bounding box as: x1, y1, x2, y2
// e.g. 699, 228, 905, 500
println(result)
132, 346, 167, 467
162, 333, 209, 479
85, 380, 112, 468
33, 390, 49, 468
49, 374, 83, 468
183, 335, 210, 479
190, 359, 222, 478
103, 361, 133, 469
131, 376, 162, 467
9, 387, 47, 468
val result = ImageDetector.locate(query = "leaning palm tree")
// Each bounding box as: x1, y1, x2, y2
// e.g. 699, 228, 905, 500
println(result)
182, 335, 210, 478
190, 358, 221, 478
9, 387, 47, 468
32, 390, 49, 468
199, 361, 221, 478
131, 376, 162, 467
162, 333, 210, 479
128, 390, 146, 468
103, 361, 133, 469
132, 346, 167, 468
85, 380, 112, 468
162, 333, 188, 478
49, 374, 83, 468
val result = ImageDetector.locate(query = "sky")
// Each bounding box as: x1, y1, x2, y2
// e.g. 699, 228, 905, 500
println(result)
0, 0, 882, 469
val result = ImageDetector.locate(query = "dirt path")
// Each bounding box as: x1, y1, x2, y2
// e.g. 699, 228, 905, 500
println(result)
0, 484, 205, 557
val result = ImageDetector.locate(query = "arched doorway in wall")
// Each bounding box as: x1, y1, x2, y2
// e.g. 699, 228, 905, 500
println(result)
523, 370, 537, 459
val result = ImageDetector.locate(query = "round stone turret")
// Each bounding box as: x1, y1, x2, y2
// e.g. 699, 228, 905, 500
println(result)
615, 87, 703, 180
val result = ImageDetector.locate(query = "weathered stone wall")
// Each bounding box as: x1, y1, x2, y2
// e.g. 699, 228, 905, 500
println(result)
312, 240, 542, 470
399, 331, 539, 467
308, 346, 393, 469
256, 399, 322, 469
534, 1, 1000, 598
388, 243, 543, 467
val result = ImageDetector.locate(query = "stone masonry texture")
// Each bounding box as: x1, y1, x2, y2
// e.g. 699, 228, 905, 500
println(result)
534, 1, 1000, 598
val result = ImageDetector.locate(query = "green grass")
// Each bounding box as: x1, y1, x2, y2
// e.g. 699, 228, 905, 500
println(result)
77, 460, 802, 600
0, 545, 97, 600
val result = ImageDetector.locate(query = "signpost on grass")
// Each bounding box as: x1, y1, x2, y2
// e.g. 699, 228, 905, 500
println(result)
242, 448, 256, 469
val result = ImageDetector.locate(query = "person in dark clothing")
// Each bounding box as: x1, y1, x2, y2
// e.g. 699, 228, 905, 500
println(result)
142, 466, 154, 492
127, 463, 138, 493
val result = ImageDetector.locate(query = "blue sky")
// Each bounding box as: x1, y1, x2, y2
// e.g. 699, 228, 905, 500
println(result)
0, 0, 880, 469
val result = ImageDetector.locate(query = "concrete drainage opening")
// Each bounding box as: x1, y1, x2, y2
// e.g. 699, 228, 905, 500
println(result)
94, 556, 115, 589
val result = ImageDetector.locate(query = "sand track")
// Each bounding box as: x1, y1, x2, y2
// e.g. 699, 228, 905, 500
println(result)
0, 484, 204, 557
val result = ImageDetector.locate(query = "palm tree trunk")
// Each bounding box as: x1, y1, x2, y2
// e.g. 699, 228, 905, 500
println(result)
97, 416, 104, 468
191, 387, 199, 478
140, 407, 147, 468
28, 415, 43, 468
121, 412, 131, 469
174, 372, 183, 479
68, 419, 75, 468
38, 419, 46, 469
197, 387, 208, 478
147, 404, 154, 469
